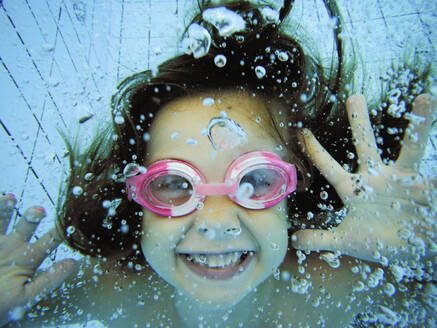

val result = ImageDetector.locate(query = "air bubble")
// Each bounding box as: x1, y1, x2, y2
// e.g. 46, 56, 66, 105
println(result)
255, 66, 266, 79
404, 112, 427, 125
202, 97, 215, 107
388, 88, 401, 104
66, 225, 75, 236
320, 191, 328, 200
102, 219, 112, 229
102, 200, 112, 208
271, 242, 280, 250
186, 138, 198, 145
383, 282, 396, 296
114, 115, 125, 124
236, 182, 254, 200
123, 163, 141, 177
290, 276, 312, 294
72, 186, 83, 196
214, 54, 227, 67
202, 7, 246, 37
259, 7, 279, 22
375, 305, 400, 325
84, 173, 94, 181
273, 267, 280, 280
235, 35, 244, 43
329, 94, 337, 103
196, 202, 204, 210
120, 224, 129, 234
281, 270, 290, 282
143, 133, 151, 142
320, 252, 341, 268
182, 23, 211, 58
298, 265, 305, 275
277, 51, 289, 62
353, 281, 365, 292
387, 102, 406, 118
8, 306, 25, 321
170, 132, 179, 140
296, 250, 306, 264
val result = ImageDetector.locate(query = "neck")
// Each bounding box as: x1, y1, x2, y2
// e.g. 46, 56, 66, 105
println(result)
173, 277, 275, 328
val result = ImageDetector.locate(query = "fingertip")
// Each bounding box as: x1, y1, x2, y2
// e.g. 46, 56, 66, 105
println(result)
414, 93, 435, 114
297, 129, 310, 150
23, 206, 46, 223
291, 230, 314, 249
346, 94, 365, 106
60, 258, 80, 275
1, 193, 17, 209
298, 128, 311, 136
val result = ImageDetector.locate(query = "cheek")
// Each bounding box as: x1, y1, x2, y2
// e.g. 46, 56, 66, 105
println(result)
140, 214, 171, 259
248, 201, 289, 261
140, 212, 189, 259
140, 213, 180, 280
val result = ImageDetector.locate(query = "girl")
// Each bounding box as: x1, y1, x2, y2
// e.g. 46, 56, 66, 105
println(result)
1, 1, 435, 327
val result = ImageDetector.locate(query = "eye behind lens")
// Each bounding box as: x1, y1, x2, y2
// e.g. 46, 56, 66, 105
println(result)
146, 173, 194, 206
239, 168, 283, 199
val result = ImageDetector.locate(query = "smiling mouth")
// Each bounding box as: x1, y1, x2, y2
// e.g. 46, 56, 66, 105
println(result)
178, 251, 255, 280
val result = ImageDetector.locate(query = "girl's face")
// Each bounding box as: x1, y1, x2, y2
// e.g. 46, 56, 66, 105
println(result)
140, 90, 289, 308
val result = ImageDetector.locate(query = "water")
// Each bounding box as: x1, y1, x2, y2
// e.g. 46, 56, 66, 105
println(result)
1, 0, 436, 327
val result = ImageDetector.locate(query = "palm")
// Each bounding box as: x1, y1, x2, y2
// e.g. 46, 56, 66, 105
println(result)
293, 94, 436, 263
0, 196, 76, 325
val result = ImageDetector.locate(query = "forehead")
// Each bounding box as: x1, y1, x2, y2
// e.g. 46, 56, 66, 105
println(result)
146, 90, 281, 166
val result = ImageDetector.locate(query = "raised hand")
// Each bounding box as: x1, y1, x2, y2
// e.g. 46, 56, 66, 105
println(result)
292, 94, 436, 264
0, 193, 76, 326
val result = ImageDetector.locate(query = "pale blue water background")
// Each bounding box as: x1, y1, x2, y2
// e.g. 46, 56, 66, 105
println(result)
0, 0, 436, 326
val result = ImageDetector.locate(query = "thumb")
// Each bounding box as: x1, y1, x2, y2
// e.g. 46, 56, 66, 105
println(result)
24, 259, 78, 307
291, 229, 343, 253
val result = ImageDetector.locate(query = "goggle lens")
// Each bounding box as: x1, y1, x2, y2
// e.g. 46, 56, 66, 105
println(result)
146, 174, 193, 207
239, 168, 284, 200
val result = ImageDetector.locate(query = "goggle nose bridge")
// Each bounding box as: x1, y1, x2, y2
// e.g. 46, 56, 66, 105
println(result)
195, 182, 238, 196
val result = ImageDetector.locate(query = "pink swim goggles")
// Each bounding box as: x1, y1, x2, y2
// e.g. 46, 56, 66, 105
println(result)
126, 151, 297, 217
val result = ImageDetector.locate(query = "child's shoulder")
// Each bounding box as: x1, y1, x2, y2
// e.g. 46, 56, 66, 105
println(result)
272, 252, 388, 326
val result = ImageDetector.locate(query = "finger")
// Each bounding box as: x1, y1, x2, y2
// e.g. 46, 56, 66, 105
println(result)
24, 259, 77, 308
346, 95, 382, 170
0, 193, 17, 234
291, 229, 342, 254
14, 206, 46, 241
20, 228, 63, 268
395, 94, 436, 171
298, 128, 349, 188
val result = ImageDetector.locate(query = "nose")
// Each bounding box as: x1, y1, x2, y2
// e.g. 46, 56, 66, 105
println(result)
194, 196, 242, 239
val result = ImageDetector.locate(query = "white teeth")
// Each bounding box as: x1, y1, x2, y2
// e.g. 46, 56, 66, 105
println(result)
187, 251, 246, 268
